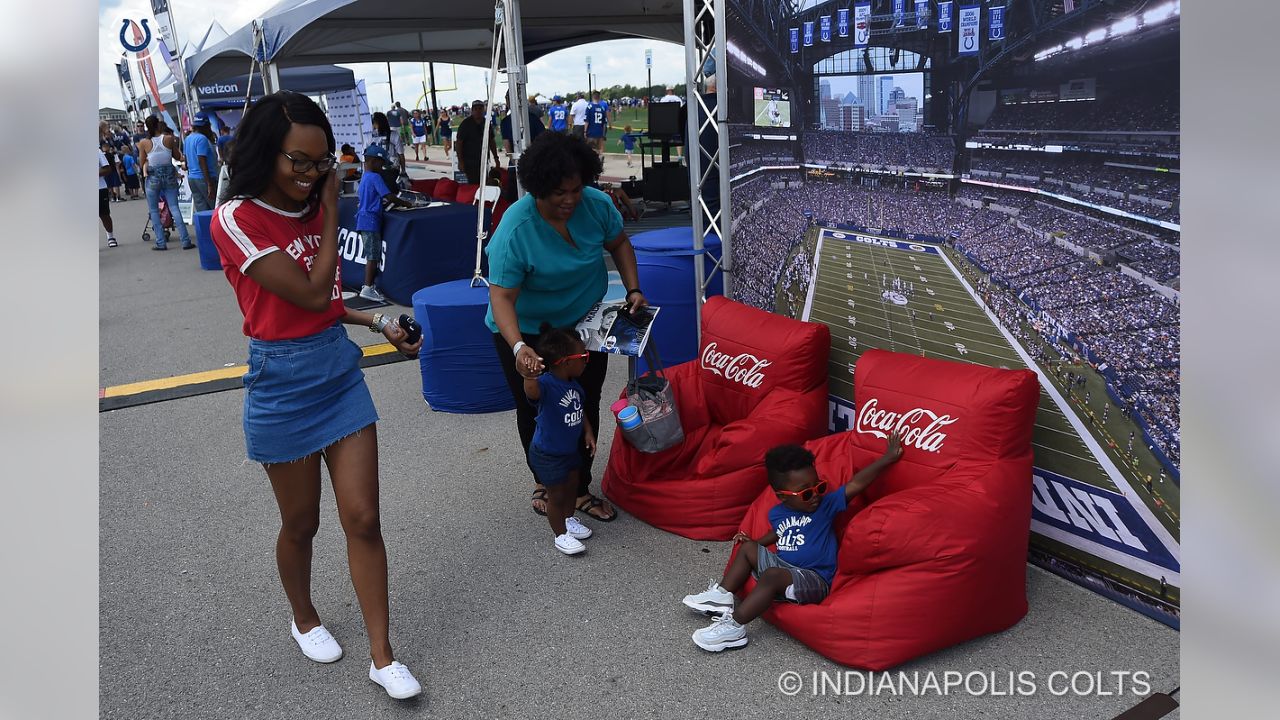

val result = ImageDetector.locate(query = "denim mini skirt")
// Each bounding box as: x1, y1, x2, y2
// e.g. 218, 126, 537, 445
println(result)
243, 323, 378, 464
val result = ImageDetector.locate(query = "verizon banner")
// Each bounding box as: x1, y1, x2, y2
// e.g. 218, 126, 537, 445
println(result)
958, 4, 981, 55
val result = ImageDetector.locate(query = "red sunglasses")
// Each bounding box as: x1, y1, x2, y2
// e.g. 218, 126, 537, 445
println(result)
553, 353, 590, 365
775, 480, 828, 502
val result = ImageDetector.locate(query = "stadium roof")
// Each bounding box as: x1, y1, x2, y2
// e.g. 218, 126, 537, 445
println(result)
187, 0, 684, 85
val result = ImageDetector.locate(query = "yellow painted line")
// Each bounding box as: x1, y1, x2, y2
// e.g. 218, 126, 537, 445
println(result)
101, 343, 400, 398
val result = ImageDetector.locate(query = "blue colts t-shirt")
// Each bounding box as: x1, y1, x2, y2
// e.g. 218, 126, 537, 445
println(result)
549, 105, 569, 132
530, 373, 585, 456
410, 118, 427, 136
621, 133, 640, 151
767, 489, 848, 585
355, 171, 392, 232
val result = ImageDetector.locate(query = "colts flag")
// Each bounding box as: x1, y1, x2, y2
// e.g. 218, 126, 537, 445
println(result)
837, 8, 851, 38
958, 4, 981, 55
790, 27, 800, 54
989, 5, 1006, 41
803, 21, 815, 47
820, 15, 832, 42
916, 0, 929, 29
854, 3, 872, 48
938, 1, 954, 32
893, 0, 906, 28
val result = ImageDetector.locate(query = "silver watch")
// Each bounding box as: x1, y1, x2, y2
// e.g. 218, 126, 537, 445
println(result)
370, 313, 390, 333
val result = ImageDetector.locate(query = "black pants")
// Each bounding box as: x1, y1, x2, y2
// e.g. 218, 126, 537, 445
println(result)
493, 332, 608, 496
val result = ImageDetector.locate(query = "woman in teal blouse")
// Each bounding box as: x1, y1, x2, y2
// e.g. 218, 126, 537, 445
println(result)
486, 132, 647, 521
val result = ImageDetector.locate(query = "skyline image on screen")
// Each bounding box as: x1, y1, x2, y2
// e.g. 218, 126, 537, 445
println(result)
816, 72, 925, 132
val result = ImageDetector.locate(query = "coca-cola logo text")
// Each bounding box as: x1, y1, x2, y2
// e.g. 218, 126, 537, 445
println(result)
700, 342, 772, 389
855, 398, 958, 453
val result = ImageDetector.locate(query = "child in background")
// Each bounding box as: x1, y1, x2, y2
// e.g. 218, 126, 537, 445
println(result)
339, 144, 360, 180
121, 150, 140, 200
521, 324, 598, 556
621, 125, 643, 167
681, 432, 903, 651
354, 144, 414, 303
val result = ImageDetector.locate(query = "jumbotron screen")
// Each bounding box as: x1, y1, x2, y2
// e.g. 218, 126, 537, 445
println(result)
753, 87, 791, 128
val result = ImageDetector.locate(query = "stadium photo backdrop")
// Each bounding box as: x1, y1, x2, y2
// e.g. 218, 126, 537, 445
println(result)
723, 0, 1180, 628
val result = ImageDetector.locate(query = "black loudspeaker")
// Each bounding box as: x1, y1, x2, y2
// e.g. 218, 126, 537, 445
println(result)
642, 162, 689, 203
648, 102, 682, 138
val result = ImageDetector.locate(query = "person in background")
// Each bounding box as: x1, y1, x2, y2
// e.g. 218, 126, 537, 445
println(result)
354, 144, 414, 303
214, 138, 236, 207
101, 140, 124, 202
584, 91, 609, 159
216, 124, 234, 161
570, 93, 589, 140
184, 111, 219, 213
385, 101, 409, 161
210, 91, 424, 700
621, 125, 643, 168
121, 145, 141, 200
339, 143, 360, 180
455, 100, 501, 185
409, 109, 429, 162
659, 86, 683, 104
437, 110, 453, 159
137, 115, 194, 250
369, 112, 402, 187
99, 146, 118, 247
499, 97, 546, 154
547, 95, 569, 134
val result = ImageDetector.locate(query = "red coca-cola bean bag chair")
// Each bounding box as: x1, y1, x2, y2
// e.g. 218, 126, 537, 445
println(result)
409, 178, 439, 197
733, 349, 1040, 669
454, 183, 480, 205
602, 296, 830, 540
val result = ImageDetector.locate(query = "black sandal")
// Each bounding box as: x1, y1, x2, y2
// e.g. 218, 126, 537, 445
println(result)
576, 493, 617, 522
531, 487, 549, 517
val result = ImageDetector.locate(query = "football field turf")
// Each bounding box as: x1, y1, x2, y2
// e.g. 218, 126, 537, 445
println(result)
794, 228, 1180, 601
752, 99, 791, 128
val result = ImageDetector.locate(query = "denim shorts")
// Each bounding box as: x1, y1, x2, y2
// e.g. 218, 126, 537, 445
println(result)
242, 324, 378, 464
528, 444, 578, 487
359, 230, 383, 264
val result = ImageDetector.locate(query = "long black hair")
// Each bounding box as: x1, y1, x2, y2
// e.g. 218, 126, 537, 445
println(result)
225, 91, 335, 217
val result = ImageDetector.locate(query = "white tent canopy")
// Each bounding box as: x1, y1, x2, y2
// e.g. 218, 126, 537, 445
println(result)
186, 0, 683, 84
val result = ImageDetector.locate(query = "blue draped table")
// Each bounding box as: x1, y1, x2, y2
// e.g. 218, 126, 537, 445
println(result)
337, 198, 489, 306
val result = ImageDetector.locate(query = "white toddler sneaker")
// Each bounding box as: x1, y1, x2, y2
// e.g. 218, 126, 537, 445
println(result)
564, 516, 593, 540
554, 533, 586, 555
291, 620, 343, 663
369, 660, 423, 699
682, 580, 735, 616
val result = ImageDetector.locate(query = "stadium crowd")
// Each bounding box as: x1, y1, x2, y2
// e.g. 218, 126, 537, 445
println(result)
982, 88, 1179, 133
729, 140, 800, 174
801, 131, 954, 171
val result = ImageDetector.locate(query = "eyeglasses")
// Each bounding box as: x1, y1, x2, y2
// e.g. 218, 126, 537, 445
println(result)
775, 480, 828, 502
553, 353, 590, 365
280, 151, 336, 173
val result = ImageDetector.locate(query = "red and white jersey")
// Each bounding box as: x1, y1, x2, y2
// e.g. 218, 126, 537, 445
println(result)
211, 198, 344, 340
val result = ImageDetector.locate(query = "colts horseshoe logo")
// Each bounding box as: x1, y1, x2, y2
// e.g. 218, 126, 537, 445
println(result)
120, 19, 151, 52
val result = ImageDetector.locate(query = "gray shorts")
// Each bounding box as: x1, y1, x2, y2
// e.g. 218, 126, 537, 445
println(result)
359, 230, 382, 264
756, 546, 830, 605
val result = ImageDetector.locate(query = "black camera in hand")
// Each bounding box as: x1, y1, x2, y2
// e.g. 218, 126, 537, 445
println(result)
398, 314, 422, 345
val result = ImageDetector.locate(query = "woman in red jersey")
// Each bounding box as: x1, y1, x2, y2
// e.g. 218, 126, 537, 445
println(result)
210, 92, 424, 700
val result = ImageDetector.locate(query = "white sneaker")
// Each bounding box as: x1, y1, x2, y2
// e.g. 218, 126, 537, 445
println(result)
564, 516, 593, 540
692, 612, 748, 652
291, 620, 343, 663
369, 660, 423, 699
359, 285, 386, 302
682, 580, 735, 615
554, 533, 586, 555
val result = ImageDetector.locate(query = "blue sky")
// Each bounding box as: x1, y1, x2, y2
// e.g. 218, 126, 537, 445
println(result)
99, 0, 689, 113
